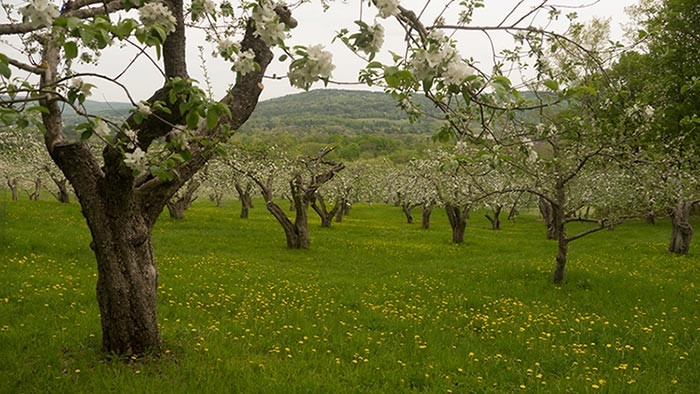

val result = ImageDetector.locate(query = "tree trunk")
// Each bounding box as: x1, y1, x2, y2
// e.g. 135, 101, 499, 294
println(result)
539, 196, 557, 240
90, 212, 161, 355
668, 201, 694, 255
402, 204, 415, 224
421, 204, 432, 229
551, 183, 568, 284
166, 180, 200, 220
645, 213, 655, 225
208, 192, 223, 207
311, 193, 342, 228
234, 181, 254, 218
6, 177, 19, 201
263, 191, 310, 249
27, 177, 42, 201
552, 224, 568, 284
485, 205, 502, 230
445, 204, 469, 244
335, 202, 345, 222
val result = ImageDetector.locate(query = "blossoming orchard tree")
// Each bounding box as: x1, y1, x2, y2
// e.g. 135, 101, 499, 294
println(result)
0, 0, 311, 355
228, 144, 344, 248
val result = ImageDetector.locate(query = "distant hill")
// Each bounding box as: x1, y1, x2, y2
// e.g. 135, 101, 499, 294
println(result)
240, 89, 444, 135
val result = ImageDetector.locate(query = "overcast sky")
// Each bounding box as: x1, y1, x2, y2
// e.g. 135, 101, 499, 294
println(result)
77, 0, 639, 103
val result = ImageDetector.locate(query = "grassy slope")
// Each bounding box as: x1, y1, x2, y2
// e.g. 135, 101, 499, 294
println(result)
0, 195, 698, 393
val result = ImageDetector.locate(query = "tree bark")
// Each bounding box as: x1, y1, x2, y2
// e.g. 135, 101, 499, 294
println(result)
485, 205, 502, 230
402, 203, 415, 224
551, 182, 568, 284
90, 210, 161, 355
208, 192, 223, 207
27, 176, 42, 201
421, 204, 432, 229
234, 181, 254, 219
311, 192, 342, 228
668, 201, 694, 255
445, 204, 469, 244
46, 169, 71, 203
166, 180, 200, 220
645, 213, 655, 225
6, 177, 19, 201
539, 196, 557, 240
263, 190, 310, 249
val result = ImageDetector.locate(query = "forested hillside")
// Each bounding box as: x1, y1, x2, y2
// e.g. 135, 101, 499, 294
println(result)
239, 89, 443, 135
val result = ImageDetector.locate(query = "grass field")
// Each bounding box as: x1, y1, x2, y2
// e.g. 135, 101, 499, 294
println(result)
0, 194, 698, 393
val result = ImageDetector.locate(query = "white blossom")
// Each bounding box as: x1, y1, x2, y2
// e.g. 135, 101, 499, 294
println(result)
139, 1, 177, 35
136, 101, 152, 115
20, 0, 59, 29
216, 38, 239, 59
70, 78, 93, 96
252, 0, 287, 46
123, 128, 138, 149
233, 49, 256, 75
93, 120, 111, 138
288, 45, 335, 90
375, 0, 400, 19
359, 23, 384, 54
198, 0, 216, 14
123, 147, 148, 173
443, 59, 473, 85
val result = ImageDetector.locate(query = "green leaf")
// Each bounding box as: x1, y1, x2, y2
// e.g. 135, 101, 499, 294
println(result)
186, 110, 200, 129
0, 61, 10, 79
543, 80, 559, 91
64, 42, 78, 60
206, 107, 219, 129
491, 76, 512, 89
80, 129, 93, 141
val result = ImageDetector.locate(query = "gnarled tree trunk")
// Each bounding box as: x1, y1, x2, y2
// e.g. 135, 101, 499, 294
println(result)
668, 201, 695, 255
645, 212, 655, 225
421, 203, 432, 229
27, 176, 41, 201
485, 205, 502, 230
234, 181, 254, 219
551, 183, 568, 284
46, 166, 71, 203
445, 204, 470, 244
402, 203, 416, 224
539, 196, 557, 240
6, 177, 19, 201
166, 180, 200, 220
208, 191, 224, 207
263, 188, 310, 249
311, 192, 342, 228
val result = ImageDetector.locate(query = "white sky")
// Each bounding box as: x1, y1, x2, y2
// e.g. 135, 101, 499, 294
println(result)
3, 0, 639, 103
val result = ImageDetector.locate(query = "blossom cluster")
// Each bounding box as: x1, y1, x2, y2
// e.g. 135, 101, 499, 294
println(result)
252, 0, 286, 46
124, 147, 148, 173
375, 0, 400, 19
139, 1, 177, 35
359, 22, 385, 55
233, 49, 257, 75
288, 45, 335, 90
20, 0, 60, 29
70, 78, 93, 97
409, 30, 473, 86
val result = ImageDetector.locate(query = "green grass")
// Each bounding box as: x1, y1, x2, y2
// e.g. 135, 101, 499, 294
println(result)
0, 195, 698, 393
